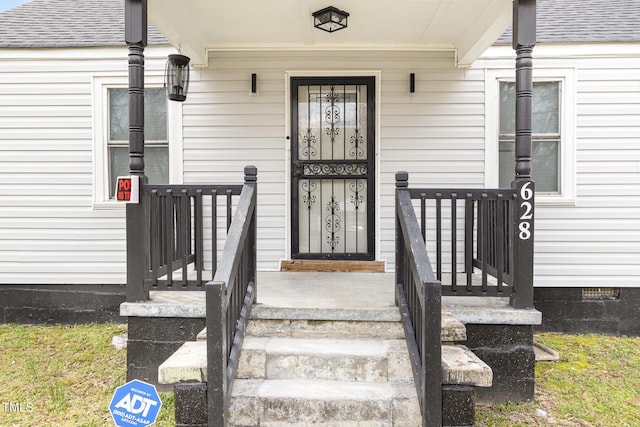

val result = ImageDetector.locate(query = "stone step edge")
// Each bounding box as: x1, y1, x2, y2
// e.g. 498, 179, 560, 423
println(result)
228, 379, 421, 426
231, 378, 411, 401
250, 305, 401, 322
196, 310, 466, 342
158, 341, 491, 388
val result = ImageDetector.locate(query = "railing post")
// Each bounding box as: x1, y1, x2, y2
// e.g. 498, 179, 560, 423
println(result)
244, 165, 258, 302
125, 0, 148, 302
207, 281, 226, 427
423, 281, 442, 427
511, 0, 536, 309
395, 171, 409, 306
511, 181, 535, 308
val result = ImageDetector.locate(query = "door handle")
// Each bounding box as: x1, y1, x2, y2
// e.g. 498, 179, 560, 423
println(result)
293, 161, 303, 177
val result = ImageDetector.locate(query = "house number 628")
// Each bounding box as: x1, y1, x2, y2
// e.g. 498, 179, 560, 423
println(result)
519, 182, 533, 240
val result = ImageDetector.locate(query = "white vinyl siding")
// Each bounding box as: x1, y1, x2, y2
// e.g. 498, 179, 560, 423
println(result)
0, 44, 639, 288
480, 45, 640, 287
186, 50, 485, 271
0, 46, 175, 284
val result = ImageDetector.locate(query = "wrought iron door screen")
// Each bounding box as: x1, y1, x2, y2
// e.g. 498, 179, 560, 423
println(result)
291, 77, 375, 260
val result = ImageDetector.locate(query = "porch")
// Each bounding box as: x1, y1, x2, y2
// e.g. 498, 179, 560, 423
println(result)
120, 0, 541, 424
120, 164, 541, 426
122, 271, 540, 425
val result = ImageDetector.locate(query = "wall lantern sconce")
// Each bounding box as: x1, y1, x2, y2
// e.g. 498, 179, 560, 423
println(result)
312, 6, 349, 33
410, 73, 416, 93
165, 54, 190, 102
251, 73, 257, 94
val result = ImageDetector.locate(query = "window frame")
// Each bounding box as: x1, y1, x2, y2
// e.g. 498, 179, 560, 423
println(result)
92, 75, 183, 208
485, 68, 576, 205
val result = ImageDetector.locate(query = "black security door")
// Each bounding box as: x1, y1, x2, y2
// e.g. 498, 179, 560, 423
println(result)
291, 77, 375, 260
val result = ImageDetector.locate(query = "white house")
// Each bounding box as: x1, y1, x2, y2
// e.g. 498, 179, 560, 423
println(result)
0, 0, 638, 335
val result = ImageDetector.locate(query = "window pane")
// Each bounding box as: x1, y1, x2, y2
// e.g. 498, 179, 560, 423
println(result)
108, 88, 167, 141
533, 82, 559, 134
498, 138, 559, 192
499, 81, 559, 134
109, 89, 128, 141
108, 146, 169, 198
144, 88, 168, 140
531, 139, 559, 192
499, 82, 515, 134
498, 138, 515, 188
108, 146, 129, 198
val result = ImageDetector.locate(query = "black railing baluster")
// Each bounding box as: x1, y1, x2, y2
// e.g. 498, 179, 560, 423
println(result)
496, 193, 505, 292
181, 189, 189, 287
481, 194, 489, 292
451, 194, 457, 290
226, 189, 233, 231
165, 189, 174, 288
150, 190, 160, 287
465, 195, 473, 291
212, 190, 218, 278
421, 194, 426, 243
436, 194, 442, 281
195, 190, 204, 286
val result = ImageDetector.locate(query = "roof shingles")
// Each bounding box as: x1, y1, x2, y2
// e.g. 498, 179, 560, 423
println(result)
497, 0, 640, 44
0, 0, 638, 48
0, 0, 167, 48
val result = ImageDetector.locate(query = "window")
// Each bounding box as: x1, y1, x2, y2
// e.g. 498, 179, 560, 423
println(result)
92, 75, 183, 208
485, 68, 575, 204
107, 88, 168, 198
498, 81, 560, 193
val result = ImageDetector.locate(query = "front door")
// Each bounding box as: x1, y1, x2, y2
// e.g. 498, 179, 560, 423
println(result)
291, 77, 375, 260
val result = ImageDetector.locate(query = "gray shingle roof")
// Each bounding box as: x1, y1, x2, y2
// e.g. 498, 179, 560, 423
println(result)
0, 0, 167, 48
497, 0, 640, 44
0, 0, 638, 48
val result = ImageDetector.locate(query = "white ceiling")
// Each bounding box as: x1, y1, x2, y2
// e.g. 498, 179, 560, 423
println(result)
148, 0, 512, 67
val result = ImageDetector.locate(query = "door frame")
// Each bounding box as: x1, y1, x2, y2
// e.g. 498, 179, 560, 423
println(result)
284, 71, 382, 262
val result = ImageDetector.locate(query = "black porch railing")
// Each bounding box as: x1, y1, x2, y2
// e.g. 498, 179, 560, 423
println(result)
398, 174, 534, 309
395, 171, 535, 425
395, 172, 442, 427
126, 177, 244, 301
206, 166, 257, 427
142, 182, 243, 291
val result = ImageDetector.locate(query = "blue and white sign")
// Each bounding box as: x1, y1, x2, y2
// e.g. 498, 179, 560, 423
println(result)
109, 379, 162, 426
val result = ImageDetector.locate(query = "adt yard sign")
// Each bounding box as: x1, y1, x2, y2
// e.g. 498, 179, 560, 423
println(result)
109, 379, 162, 426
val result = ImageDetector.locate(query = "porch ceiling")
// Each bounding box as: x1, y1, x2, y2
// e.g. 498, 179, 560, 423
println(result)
148, 0, 512, 67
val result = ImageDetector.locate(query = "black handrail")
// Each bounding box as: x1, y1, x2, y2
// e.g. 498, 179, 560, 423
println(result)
206, 166, 257, 427
396, 172, 442, 427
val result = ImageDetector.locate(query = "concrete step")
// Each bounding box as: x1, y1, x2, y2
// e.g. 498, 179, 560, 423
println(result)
196, 309, 466, 342
236, 337, 412, 383
227, 379, 421, 426
442, 344, 492, 387
159, 339, 492, 388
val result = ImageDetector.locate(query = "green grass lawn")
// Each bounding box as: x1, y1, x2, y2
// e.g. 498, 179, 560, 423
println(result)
0, 324, 638, 426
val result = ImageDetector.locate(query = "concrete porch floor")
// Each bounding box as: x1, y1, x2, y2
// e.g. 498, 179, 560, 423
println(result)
121, 271, 541, 326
